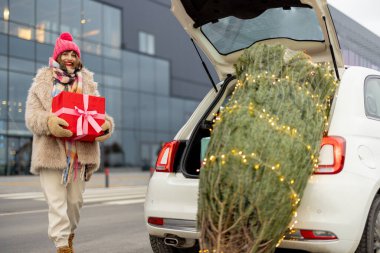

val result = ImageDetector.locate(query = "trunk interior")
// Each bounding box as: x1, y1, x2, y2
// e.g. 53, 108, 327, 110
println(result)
180, 76, 236, 178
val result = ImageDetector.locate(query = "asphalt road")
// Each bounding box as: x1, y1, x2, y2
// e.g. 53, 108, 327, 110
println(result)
0, 170, 153, 253
0, 170, 298, 253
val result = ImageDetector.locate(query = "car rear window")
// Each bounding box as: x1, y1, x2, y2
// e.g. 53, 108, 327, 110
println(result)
364, 77, 380, 119
201, 7, 324, 55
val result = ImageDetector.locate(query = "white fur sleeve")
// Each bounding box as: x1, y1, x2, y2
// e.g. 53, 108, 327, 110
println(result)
25, 88, 54, 136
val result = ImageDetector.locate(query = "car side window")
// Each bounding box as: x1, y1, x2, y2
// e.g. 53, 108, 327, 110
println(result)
364, 77, 380, 119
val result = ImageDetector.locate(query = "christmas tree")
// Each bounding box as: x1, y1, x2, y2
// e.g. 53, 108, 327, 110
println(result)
198, 44, 338, 253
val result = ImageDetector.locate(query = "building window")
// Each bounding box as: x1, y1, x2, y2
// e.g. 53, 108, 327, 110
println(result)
82, 0, 102, 43
9, 0, 35, 26
139, 31, 155, 55
103, 5, 121, 48
36, 2, 58, 44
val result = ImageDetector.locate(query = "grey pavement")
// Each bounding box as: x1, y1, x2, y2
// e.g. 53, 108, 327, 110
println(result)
0, 167, 151, 194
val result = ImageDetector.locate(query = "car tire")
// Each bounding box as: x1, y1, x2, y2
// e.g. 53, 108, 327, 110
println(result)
356, 194, 380, 253
149, 235, 199, 253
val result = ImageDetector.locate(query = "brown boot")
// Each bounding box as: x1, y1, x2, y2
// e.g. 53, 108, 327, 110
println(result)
57, 246, 72, 253
68, 233, 75, 252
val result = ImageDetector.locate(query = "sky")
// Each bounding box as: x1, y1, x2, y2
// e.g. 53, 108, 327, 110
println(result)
328, 0, 380, 37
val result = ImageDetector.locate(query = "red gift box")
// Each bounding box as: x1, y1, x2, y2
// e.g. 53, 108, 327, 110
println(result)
52, 91, 106, 142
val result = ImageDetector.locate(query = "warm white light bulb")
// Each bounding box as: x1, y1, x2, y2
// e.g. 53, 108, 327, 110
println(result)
3, 7, 9, 21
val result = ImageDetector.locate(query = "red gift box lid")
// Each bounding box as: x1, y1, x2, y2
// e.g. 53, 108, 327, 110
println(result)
52, 91, 105, 114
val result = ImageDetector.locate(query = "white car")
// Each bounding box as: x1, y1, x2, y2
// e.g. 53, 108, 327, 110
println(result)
144, 0, 380, 252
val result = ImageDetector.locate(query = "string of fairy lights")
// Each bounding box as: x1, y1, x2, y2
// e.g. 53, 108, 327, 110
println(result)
200, 64, 337, 251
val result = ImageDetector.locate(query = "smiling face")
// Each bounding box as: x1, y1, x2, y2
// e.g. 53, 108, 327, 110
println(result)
57, 50, 82, 72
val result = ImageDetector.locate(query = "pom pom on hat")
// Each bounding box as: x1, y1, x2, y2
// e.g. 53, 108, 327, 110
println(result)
60, 32, 73, 41
52, 32, 81, 60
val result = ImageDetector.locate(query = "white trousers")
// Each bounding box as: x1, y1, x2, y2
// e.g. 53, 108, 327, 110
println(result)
40, 169, 85, 248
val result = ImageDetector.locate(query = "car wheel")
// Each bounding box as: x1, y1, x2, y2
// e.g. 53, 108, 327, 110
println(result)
356, 194, 380, 253
149, 235, 199, 253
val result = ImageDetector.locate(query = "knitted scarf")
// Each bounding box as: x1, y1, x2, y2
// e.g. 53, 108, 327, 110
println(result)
49, 57, 85, 185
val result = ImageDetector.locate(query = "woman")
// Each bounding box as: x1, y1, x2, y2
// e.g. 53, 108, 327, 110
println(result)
25, 32, 114, 253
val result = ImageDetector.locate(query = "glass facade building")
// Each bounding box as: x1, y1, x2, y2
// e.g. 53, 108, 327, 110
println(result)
0, 0, 199, 175
330, 6, 380, 71
0, 1, 379, 175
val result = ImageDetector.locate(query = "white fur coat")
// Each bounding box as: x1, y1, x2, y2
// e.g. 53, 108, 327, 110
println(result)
25, 67, 114, 176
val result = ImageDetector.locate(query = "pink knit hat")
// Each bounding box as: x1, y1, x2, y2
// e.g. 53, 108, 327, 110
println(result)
52, 32, 81, 60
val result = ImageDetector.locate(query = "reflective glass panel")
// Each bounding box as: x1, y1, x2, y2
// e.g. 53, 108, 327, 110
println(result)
104, 57, 121, 76
124, 130, 140, 165
123, 51, 139, 91
155, 96, 169, 132
9, 37, 35, 60
155, 132, 171, 145
9, 58, 35, 73
0, 55, 7, 69
140, 94, 155, 131
140, 132, 156, 165
9, 22, 34, 40
9, 72, 32, 122
36, 0, 59, 32
0, 0, 8, 21
7, 136, 32, 175
170, 98, 184, 133
103, 5, 121, 47
0, 134, 6, 175
36, 43, 54, 63
122, 90, 140, 130
123, 90, 139, 129
139, 31, 155, 55
139, 55, 154, 93
104, 75, 121, 88
0, 34, 7, 54
185, 100, 198, 121
0, 20, 7, 34
155, 59, 169, 96
0, 1, 8, 33
82, 53, 102, 73
60, 0, 81, 38
9, 0, 35, 25
0, 70, 7, 120
8, 121, 29, 133
104, 129, 124, 167
103, 46, 121, 60
103, 87, 122, 127
83, 0, 102, 43
82, 40, 101, 55
36, 30, 58, 45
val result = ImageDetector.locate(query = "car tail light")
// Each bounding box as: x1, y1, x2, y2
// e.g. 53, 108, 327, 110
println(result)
315, 136, 345, 174
300, 229, 338, 240
285, 229, 337, 240
148, 217, 164, 226
155, 141, 180, 173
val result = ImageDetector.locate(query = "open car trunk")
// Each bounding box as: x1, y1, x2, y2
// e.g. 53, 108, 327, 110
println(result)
173, 0, 343, 177
180, 76, 236, 177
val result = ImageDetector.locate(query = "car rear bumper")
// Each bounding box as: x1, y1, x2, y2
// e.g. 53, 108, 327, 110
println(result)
145, 170, 377, 253
144, 172, 199, 239
279, 171, 376, 252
